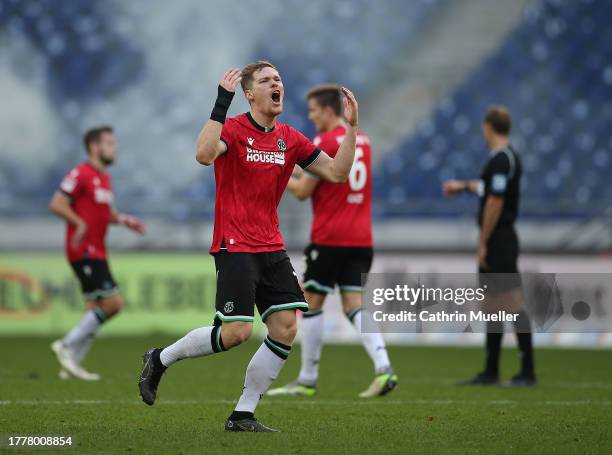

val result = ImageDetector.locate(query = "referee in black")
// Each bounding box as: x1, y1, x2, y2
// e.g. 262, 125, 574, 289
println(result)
443, 105, 536, 386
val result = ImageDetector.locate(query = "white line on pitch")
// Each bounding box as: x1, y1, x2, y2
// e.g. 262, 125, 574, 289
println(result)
0, 399, 610, 406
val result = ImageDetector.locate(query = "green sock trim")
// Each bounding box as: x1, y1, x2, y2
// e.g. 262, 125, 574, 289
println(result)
93, 306, 107, 323
346, 308, 362, 323
264, 336, 291, 360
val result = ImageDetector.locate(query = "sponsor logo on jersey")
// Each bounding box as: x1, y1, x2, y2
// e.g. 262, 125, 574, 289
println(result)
60, 177, 77, 193
246, 146, 285, 165
247, 137, 254, 146
94, 188, 114, 205
347, 193, 364, 204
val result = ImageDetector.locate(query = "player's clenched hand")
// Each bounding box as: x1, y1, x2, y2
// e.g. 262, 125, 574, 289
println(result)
341, 87, 358, 127
220, 68, 242, 93
442, 180, 465, 197
71, 221, 87, 250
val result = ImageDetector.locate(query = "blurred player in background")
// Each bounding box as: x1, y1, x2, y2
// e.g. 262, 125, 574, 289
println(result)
49, 126, 146, 380
138, 62, 361, 432
268, 84, 397, 398
443, 106, 536, 386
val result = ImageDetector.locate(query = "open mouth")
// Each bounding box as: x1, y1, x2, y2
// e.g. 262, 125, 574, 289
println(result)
271, 90, 281, 103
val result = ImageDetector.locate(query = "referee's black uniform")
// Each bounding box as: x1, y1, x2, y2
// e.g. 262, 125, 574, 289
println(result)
478, 144, 521, 275
470, 143, 536, 386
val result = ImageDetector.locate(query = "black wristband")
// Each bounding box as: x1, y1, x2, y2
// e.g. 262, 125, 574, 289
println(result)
210, 85, 235, 124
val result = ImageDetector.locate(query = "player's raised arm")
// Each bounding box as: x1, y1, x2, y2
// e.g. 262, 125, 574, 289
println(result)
195, 68, 242, 166
306, 87, 358, 183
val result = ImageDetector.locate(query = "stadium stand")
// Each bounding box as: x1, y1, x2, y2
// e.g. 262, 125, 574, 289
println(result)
374, 0, 612, 219
0, 0, 610, 226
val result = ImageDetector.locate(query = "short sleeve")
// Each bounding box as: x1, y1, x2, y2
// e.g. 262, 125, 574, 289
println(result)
292, 128, 320, 169
489, 153, 511, 196
59, 168, 85, 199
312, 134, 338, 158
220, 118, 237, 152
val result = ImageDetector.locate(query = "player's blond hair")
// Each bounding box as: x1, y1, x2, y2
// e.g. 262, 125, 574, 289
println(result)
240, 61, 277, 92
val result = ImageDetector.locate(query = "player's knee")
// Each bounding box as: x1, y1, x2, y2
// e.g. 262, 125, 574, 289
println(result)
108, 295, 123, 314
97, 294, 123, 318
305, 291, 325, 312
221, 323, 252, 348
274, 318, 298, 344
341, 293, 361, 314
341, 300, 359, 315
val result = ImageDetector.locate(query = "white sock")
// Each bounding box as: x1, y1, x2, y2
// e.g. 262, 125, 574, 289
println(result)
160, 326, 223, 367
349, 309, 391, 374
74, 334, 95, 364
62, 309, 105, 349
235, 336, 290, 413
298, 311, 324, 386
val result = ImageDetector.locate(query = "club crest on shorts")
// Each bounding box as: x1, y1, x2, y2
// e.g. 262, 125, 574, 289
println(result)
224, 301, 234, 313
277, 138, 286, 151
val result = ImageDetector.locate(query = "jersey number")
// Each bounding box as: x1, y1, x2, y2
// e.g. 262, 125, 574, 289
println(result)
348, 147, 367, 191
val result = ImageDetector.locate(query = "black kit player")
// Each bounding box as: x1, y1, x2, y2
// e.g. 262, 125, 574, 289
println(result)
268, 84, 397, 398
49, 126, 146, 381
443, 105, 536, 386
139, 61, 361, 432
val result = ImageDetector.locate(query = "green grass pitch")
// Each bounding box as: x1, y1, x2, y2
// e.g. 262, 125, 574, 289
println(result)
1, 337, 611, 454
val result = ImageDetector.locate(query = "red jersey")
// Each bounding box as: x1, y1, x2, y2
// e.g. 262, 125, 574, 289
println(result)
211, 112, 320, 253
308, 126, 373, 247
59, 162, 113, 262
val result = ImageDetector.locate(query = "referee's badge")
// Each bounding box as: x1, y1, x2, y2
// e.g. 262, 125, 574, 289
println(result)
224, 301, 234, 313
277, 138, 286, 151
492, 174, 508, 192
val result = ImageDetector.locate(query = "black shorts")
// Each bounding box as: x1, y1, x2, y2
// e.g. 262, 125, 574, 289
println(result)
302, 243, 374, 295
479, 227, 521, 293
213, 250, 308, 324
70, 259, 120, 301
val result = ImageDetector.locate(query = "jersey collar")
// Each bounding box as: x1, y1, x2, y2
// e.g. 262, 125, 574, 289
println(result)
490, 144, 510, 155
246, 112, 275, 133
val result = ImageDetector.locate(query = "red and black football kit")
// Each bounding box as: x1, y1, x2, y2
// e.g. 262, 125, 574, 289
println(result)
302, 126, 374, 295
212, 112, 320, 323
59, 162, 119, 300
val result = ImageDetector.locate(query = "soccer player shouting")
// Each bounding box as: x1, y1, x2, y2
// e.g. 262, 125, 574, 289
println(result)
139, 61, 360, 432
268, 84, 397, 398
49, 126, 146, 380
